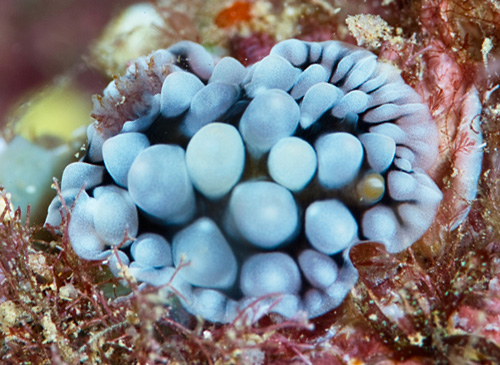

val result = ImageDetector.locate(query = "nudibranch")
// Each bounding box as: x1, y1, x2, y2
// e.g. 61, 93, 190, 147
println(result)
46, 39, 442, 323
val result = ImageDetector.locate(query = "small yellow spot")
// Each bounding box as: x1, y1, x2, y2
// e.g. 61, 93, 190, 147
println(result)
357, 172, 385, 203
348, 359, 365, 365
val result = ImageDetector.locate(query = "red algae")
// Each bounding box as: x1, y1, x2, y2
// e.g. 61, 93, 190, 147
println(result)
410, 40, 484, 232
229, 32, 276, 66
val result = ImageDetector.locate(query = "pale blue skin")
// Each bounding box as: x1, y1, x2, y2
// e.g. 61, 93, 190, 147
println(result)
93, 189, 138, 246
127, 144, 196, 224
244, 54, 301, 97
60, 162, 104, 191
299, 82, 343, 128
227, 181, 299, 249
298, 249, 338, 289
267, 137, 317, 192
102, 132, 150, 188
290, 64, 329, 99
172, 218, 237, 289
305, 199, 358, 255
67, 191, 109, 261
240, 252, 301, 297
48, 39, 445, 323
130, 233, 172, 268
208, 57, 247, 85
239, 89, 300, 158
358, 133, 396, 173
181, 82, 240, 137
315, 132, 364, 189
185, 122, 245, 199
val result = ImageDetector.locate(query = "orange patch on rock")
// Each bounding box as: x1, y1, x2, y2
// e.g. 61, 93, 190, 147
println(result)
215, 1, 252, 28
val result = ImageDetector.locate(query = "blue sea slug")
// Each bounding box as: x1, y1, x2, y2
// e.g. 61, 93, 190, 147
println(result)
46, 39, 442, 323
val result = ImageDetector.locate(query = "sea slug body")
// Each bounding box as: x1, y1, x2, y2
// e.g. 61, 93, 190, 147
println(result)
46, 39, 443, 323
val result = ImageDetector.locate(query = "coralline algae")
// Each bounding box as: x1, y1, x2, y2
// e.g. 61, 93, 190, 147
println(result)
46, 39, 442, 323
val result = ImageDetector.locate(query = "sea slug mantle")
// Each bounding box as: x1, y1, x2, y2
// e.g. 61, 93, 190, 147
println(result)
46, 39, 442, 323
